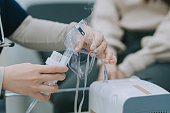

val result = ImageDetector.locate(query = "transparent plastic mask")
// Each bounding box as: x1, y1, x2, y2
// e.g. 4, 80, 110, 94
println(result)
64, 20, 87, 50
69, 49, 96, 79
64, 20, 96, 79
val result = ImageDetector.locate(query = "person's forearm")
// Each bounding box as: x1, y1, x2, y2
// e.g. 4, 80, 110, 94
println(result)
0, 67, 5, 95
8, 16, 76, 52
119, 10, 170, 77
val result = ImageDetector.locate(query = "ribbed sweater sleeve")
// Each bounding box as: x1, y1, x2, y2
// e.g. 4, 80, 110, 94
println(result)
119, 10, 170, 77
91, 0, 125, 56
8, 16, 76, 51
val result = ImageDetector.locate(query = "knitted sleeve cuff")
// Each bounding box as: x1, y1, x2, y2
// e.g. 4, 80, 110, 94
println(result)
118, 49, 156, 77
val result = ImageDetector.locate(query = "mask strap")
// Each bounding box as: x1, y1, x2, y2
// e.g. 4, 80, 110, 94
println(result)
74, 73, 80, 113
102, 60, 108, 82
77, 51, 95, 113
68, 52, 83, 76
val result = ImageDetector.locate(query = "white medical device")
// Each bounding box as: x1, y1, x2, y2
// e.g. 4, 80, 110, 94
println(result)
89, 77, 170, 113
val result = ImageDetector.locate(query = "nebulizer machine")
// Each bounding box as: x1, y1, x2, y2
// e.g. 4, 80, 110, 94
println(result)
26, 19, 97, 113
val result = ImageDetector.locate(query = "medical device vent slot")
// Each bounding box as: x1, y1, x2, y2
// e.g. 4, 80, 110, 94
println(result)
148, 111, 168, 113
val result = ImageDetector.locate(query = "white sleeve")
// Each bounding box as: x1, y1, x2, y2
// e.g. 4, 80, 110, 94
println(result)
0, 67, 5, 95
8, 16, 76, 52
91, 0, 125, 56
119, 10, 170, 77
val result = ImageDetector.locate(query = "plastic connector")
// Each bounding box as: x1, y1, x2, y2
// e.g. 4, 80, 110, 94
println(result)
44, 49, 73, 86
44, 51, 63, 86
46, 51, 62, 65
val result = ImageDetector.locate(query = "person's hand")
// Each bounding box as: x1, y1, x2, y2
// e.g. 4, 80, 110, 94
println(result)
75, 27, 116, 64
2, 63, 68, 101
98, 64, 126, 81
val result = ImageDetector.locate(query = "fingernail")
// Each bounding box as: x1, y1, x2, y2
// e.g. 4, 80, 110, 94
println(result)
66, 67, 69, 71
91, 45, 96, 50
93, 50, 97, 55
105, 60, 109, 64
75, 47, 79, 52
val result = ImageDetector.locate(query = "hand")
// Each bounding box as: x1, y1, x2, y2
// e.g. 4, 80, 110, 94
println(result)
75, 27, 116, 64
2, 63, 68, 101
98, 64, 126, 81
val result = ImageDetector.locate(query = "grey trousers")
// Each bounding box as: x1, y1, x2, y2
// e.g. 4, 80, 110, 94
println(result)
50, 30, 170, 113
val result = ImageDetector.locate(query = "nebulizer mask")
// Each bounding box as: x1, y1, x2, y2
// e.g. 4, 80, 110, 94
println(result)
26, 20, 97, 113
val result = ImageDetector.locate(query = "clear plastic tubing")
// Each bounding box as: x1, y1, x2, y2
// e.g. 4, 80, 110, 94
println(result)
60, 48, 74, 66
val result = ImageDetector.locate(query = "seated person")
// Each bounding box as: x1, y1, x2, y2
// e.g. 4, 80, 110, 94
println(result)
91, 0, 170, 91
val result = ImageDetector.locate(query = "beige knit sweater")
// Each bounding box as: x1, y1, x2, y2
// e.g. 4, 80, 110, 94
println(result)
91, 0, 170, 77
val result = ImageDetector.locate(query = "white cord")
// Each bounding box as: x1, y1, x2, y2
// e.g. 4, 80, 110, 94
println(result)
74, 74, 80, 113
78, 51, 95, 113
102, 60, 108, 82
25, 99, 38, 113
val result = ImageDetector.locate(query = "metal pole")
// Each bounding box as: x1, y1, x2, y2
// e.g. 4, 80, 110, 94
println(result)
5, 87, 90, 97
